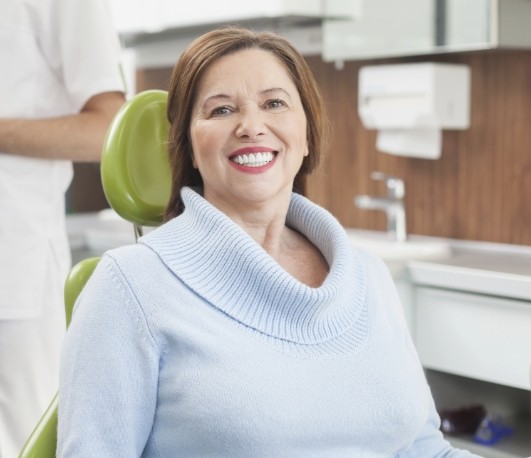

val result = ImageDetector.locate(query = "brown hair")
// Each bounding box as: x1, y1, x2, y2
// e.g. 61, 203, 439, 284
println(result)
164, 26, 329, 220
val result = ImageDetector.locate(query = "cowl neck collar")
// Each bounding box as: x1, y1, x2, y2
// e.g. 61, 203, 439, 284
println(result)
141, 187, 367, 346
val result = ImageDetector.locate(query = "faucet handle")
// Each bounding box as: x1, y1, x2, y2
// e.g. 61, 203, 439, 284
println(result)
370, 171, 405, 199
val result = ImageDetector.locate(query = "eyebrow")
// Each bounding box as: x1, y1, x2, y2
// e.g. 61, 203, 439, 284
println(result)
201, 94, 231, 106
259, 87, 293, 100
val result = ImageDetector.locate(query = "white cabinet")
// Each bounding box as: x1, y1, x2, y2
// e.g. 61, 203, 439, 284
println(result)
414, 287, 531, 391
110, 0, 359, 36
322, 0, 531, 62
405, 242, 531, 458
109, 1, 360, 68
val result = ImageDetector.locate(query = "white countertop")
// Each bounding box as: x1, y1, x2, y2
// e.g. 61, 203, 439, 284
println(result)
344, 228, 531, 301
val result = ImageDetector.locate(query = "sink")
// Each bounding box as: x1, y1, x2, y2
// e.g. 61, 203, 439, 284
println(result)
345, 229, 451, 275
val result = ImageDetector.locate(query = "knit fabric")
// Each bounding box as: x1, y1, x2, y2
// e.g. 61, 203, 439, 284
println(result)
58, 187, 479, 457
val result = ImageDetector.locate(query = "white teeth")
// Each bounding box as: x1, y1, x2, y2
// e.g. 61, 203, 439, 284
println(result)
231, 152, 275, 167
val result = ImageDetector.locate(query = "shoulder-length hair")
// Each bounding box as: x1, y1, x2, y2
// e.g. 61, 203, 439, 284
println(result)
164, 26, 329, 220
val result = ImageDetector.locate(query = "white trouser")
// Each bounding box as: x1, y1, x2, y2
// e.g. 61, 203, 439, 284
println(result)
0, 253, 66, 458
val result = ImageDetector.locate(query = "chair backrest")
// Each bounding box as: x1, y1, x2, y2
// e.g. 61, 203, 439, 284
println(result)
18, 90, 170, 457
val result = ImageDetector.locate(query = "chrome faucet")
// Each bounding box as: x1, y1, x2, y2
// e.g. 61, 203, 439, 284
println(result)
354, 171, 407, 242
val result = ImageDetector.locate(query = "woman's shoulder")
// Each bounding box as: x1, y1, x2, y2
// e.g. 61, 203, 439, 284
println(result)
106, 241, 158, 266
85, 242, 166, 296
350, 244, 397, 295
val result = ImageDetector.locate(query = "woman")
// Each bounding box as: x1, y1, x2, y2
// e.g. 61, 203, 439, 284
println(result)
58, 27, 480, 457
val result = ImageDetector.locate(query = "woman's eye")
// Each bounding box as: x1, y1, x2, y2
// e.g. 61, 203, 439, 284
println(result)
265, 99, 286, 109
211, 106, 232, 117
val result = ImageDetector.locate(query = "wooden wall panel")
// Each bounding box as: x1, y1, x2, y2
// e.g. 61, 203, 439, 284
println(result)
303, 50, 531, 246
137, 49, 531, 246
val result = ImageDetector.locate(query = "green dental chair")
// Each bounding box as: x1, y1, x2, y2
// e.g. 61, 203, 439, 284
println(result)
18, 89, 171, 458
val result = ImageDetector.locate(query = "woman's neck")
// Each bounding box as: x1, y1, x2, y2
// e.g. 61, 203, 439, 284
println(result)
203, 190, 292, 258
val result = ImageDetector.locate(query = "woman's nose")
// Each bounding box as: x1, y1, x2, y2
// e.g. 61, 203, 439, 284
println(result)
235, 108, 266, 139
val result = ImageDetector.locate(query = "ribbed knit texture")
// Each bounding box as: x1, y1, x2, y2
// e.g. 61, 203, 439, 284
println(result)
58, 187, 480, 458
142, 187, 369, 357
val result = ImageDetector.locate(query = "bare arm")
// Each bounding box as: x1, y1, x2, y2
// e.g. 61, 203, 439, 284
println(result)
0, 91, 125, 163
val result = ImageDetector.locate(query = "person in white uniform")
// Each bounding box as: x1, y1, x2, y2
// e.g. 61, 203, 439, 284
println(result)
0, 0, 125, 455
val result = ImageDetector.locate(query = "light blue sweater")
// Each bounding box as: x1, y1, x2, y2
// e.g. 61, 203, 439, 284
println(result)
58, 187, 480, 457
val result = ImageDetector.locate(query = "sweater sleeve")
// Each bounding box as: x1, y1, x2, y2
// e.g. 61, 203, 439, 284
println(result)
363, 251, 483, 458
398, 395, 483, 458
58, 255, 159, 457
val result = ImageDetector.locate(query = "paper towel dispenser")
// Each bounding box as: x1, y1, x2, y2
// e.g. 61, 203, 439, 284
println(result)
358, 62, 470, 159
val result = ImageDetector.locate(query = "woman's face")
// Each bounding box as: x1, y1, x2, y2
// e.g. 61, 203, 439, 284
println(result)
189, 48, 308, 214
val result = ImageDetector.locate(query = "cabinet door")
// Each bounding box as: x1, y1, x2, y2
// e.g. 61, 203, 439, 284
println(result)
414, 287, 531, 390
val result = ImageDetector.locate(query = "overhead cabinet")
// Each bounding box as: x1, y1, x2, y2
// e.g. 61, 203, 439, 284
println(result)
110, 0, 360, 38
323, 0, 531, 61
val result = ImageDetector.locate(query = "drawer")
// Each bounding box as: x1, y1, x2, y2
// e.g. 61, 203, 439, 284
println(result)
414, 287, 531, 390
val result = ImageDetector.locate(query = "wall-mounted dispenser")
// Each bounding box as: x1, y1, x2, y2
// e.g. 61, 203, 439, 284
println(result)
358, 62, 470, 159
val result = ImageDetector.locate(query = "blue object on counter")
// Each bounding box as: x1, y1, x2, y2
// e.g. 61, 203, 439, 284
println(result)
473, 414, 513, 445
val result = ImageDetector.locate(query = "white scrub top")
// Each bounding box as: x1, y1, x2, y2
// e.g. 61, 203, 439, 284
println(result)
0, 0, 126, 319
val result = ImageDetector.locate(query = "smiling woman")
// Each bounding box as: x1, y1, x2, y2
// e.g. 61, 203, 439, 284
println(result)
58, 26, 482, 458
189, 48, 309, 223
164, 26, 327, 221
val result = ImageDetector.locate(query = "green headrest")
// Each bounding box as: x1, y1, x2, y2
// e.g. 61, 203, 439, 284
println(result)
101, 90, 171, 227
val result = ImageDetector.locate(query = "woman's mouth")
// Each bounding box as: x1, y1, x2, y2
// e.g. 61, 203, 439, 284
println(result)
230, 151, 276, 168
